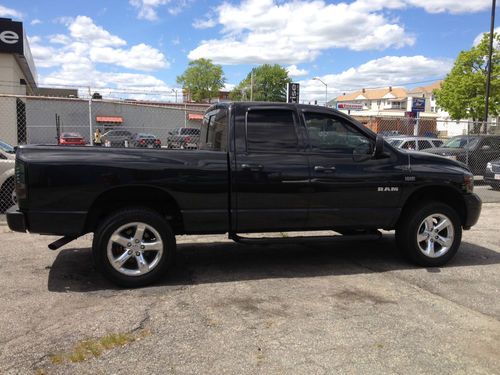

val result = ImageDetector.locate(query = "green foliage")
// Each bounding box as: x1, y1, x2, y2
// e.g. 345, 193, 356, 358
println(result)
177, 58, 225, 103
435, 32, 500, 120
230, 64, 292, 102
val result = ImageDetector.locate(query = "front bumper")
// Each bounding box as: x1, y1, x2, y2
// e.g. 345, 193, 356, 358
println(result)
6, 206, 26, 233
463, 193, 482, 229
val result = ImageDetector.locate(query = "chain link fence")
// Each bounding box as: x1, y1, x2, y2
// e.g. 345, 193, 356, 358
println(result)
1, 93, 500, 213
355, 115, 500, 180
0, 93, 207, 213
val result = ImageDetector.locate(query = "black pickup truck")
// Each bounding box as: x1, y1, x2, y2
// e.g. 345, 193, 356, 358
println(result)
7, 102, 482, 287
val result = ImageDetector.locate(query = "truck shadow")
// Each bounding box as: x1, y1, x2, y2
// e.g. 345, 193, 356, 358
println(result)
47, 235, 500, 293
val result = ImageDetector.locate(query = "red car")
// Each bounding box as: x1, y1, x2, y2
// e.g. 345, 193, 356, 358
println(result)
59, 132, 86, 146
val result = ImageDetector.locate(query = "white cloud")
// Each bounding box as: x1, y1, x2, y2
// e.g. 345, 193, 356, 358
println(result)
188, 0, 415, 65
188, 0, 493, 65
0, 4, 22, 18
298, 55, 452, 104
473, 27, 500, 46
90, 44, 168, 71
30, 19, 42, 25
192, 18, 216, 29
353, 0, 491, 14
29, 16, 170, 92
69, 16, 126, 47
405, 0, 491, 14
129, 0, 191, 20
286, 65, 309, 77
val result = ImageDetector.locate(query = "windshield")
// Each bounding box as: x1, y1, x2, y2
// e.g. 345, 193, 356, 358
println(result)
388, 139, 403, 147
0, 140, 15, 153
443, 137, 479, 149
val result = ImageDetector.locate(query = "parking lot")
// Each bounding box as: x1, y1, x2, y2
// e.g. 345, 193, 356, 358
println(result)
0, 193, 499, 374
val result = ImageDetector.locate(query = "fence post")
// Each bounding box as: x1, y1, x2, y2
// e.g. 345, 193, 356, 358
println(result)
88, 87, 93, 146
184, 103, 187, 128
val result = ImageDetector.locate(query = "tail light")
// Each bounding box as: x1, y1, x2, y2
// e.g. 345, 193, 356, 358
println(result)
185, 136, 191, 143
155, 139, 161, 145
15, 160, 27, 202
139, 139, 146, 145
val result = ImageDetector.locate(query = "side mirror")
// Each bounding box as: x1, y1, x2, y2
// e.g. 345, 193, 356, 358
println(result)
353, 142, 373, 162
374, 134, 385, 158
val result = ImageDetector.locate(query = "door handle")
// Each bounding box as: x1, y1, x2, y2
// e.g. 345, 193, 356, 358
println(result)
241, 163, 264, 171
314, 165, 336, 173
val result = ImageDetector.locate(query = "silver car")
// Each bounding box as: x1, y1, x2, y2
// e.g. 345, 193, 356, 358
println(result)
386, 136, 444, 151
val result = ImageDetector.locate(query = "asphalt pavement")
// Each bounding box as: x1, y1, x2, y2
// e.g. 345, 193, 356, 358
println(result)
0, 202, 499, 374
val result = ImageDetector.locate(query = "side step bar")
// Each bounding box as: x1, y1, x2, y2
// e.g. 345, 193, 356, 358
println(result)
229, 230, 382, 245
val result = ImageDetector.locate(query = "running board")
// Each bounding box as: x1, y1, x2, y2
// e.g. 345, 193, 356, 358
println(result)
229, 231, 382, 245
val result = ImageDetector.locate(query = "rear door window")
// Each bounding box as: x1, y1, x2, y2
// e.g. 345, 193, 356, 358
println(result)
246, 109, 298, 152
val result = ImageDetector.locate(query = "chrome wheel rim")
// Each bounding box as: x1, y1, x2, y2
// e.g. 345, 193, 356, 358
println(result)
416, 213, 454, 258
107, 222, 163, 277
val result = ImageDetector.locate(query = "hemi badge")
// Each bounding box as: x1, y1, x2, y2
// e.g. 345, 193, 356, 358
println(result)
405, 176, 416, 181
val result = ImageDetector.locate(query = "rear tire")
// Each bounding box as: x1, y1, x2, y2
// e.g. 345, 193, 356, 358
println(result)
92, 208, 175, 288
396, 202, 462, 267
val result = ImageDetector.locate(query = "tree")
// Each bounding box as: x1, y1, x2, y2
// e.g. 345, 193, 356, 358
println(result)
176, 58, 225, 103
434, 32, 500, 122
230, 64, 292, 102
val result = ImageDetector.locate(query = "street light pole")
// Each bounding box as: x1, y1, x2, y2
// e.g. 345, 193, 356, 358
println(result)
484, 0, 496, 124
313, 77, 328, 106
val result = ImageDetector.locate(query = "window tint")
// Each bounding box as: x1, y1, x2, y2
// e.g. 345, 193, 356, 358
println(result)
304, 113, 370, 153
246, 110, 298, 152
418, 140, 432, 150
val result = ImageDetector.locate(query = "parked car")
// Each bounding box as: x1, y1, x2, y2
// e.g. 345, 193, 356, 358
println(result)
386, 136, 444, 151
424, 135, 500, 175
58, 132, 86, 146
132, 133, 162, 149
0, 140, 16, 213
101, 130, 134, 147
484, 158, 500, 190
8, 102, 481, 287
167, 128, 200, 149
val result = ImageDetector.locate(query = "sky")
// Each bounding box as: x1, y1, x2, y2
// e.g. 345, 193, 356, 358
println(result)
0, 0, 498, 103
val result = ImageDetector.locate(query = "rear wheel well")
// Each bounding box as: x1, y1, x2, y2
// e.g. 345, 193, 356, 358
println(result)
398, 186, 467, 227
84, 186, 183, 234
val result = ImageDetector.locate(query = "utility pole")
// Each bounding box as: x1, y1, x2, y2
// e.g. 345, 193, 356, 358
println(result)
484, 0, 496, 126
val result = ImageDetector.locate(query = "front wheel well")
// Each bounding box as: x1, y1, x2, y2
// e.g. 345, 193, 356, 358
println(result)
84, 186, 183, 234
398, 186, 467, 227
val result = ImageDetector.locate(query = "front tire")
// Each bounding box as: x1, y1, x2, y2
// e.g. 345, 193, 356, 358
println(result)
92, 208, 175, 287
396, 202, 462, 267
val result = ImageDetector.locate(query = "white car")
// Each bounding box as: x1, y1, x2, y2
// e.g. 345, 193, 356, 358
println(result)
0, 140, 16, 213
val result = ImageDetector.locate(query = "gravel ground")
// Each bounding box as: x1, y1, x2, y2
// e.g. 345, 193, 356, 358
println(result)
0, 204, 499, 375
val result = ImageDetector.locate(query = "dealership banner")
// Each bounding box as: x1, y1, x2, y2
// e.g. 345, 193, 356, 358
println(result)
0, 18, 23, 54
